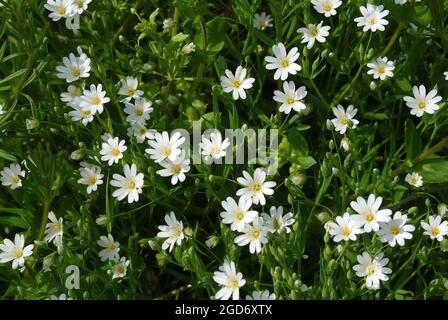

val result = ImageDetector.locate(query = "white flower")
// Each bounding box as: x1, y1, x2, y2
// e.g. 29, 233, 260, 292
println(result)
44, 211, 64, 252
262, 206, 295, 234
354, 4, 389, 32
246, 290, 276, 300
96, 215, 109, 226
145, 131, 185, 163
68, 104, 95, 126
331, 105, 359, 134
182, 42, 196, 54
163, 18, 173, 32
100, 137, 127, 166
367, 57, 395, 80
157, 211, 185, 252
109, 257, 130, 280
77, 164, 104, 194
353, 252, 392, 290
220, 197, 258, 232
60, 85, 82, 107
118, 76, 144, 102
79, 84, 110, 114
127, 122, 155, 143
56, 51, 90, 83
47, 294, 72, 300
311, 0, 342, 17
405, 172, 423, 188
124, 98, 153, 124
404, 85, 442, 117
72, 0, 91, 14
327, 212, 363, 242
213, 260, 246, 300
0, 234, 33, 270
156, 153, 190, 185
234, 216, 269, 254
264, 43, 301, 80
297, 21, 330, 49
394, 0, 421, 4
444, 71, 448, 81
199, 132, 230, 161
220, 66, 255, 100
45, 0, 75, 22
110, 164, 144, 203
421, 215, 448, 241
377, 212, 415, 247
273, 81, 307, 114
236, 168, 277, 206
350, 194, 392, 233
0, 163, 25, 189
97, 234, 120, 262
253, 12, 273, 30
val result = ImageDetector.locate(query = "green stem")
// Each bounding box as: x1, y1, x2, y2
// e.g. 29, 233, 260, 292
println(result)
37, 201, 50, 240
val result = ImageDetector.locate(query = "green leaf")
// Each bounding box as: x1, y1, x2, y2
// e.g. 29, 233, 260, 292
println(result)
0, 216, 29, 229
287, 129, 309, 156
296, 156, 317, 170
171, 32, 189, 43
405, 119, 422, 160
413, 158, 448, 183
0, 149, 17, 162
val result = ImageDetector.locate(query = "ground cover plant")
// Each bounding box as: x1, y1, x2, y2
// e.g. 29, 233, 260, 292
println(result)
0, 0, 448, 300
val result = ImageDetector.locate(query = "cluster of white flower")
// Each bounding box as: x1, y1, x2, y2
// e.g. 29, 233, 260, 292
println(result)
326, 194, 448, 289
97, 233, 130, 280
45, 0, 92, 28
57, 47, 110, 126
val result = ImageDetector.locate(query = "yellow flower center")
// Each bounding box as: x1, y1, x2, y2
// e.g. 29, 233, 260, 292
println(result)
340, 117, 350, 125
173, 225, 183, 238
172, 165, 182, 174
258, 20, 267, 29
227, 277, 240, 289
390, 226, 400, 236
163, 146, 172, 157
70, 67, 81, 77
116, 264, 125, 274
12, 247, 23, 259
368, 17, 377, 26
83, 110, 91, 116
57, 6, 66, 15
366, 265, 377, 276
418, 100, 426, 109
235, 210, 245, 221
365, 209, 375, 222
310, 27, 319, 37
107, 243, 116, 251
12, 175, 21, 184
87, 176, 97, 185
91, 96, 101, 105
341, 226, 351, 236
52, 223, 62, 232
287, 97, 295, 105
252, 183, 262, 192
111, 148, 121, 156
232, 79, 241, 88
281, 58, 289, 68
211, 144, 222, 155
127, 88, 135, 97
377, 66, 385, 74
323, 2, 332, 12
251, 229, 261, 238
410, 176, 418, 185
431, 227, 440, 237
127, 180, 136, 189
135, 108, 144, 116
140, 129, 146, 134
